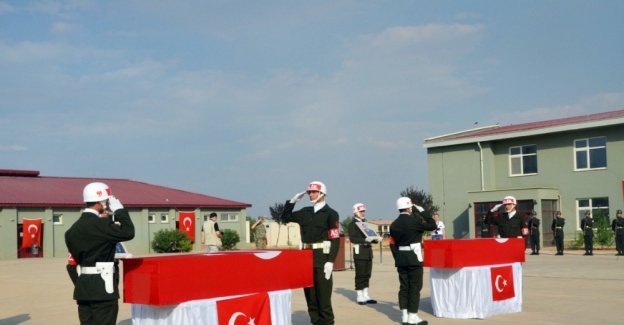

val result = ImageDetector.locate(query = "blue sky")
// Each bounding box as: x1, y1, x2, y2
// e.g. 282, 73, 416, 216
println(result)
1, 1, 623, 220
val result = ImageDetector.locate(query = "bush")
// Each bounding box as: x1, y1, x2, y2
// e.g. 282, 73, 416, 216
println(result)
151, 229, 193, 253
221, 229, 240, 250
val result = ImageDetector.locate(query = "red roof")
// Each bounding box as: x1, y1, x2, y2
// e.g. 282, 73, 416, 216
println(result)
0, 170, 251, 209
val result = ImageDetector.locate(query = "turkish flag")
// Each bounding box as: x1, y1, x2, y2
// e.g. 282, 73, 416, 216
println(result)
490, 265, 515, 301
22, 218, 42, 249
217, 292, 271, 325
179, 211, 195, 242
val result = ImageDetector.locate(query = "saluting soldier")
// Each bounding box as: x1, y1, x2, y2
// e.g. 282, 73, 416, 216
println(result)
251, 216, 267, 249
280, 181, 340, 325
580, 211, 594, 256
611, 209, 624, 256
551, 211, 566, 255
347, 203, 381, 305
65, 182, 135, 325
484, 196, 523, 238
528, 211, 541, 255
390, 197, 437, 325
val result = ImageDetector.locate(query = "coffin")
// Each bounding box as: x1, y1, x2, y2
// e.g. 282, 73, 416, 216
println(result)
424, 238, 525, 268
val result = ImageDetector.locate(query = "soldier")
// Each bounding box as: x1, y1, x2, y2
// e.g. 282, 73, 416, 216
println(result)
347, 203, 381, 305
65, 182, 135, 325
252, 216, 267, 249
390, 197, 437, 325
280, 181, 340, 325
484, 196, 523, 238
611, 209, 624, 256
580, 211, 594, 256
551, 211, 566, 255
478, 215, 491, 238
528, 211, 541, 255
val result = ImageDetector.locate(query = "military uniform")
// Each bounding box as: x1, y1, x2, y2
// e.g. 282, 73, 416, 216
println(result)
528, 216, 541, 255
611, 211, 624, 255
551, 215, 565, 255
281, 200, 340, 325
389, 209, 437, 321
347, 217, 375, 304
254, 221, 267, 249
484, 209, 524, 238
65, 208, 135, 325
580, 215, 594, 255
478, 216, 491, 238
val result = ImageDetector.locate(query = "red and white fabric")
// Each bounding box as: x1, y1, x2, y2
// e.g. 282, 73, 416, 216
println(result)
131, 289, 291, 325
430, 262, 522, 319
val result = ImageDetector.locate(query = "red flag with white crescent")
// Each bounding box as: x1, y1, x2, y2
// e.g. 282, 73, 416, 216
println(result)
490, 265, 515, 301
22, 218, 42, 249
217, 292, 271, 325
179, 211, 196, 242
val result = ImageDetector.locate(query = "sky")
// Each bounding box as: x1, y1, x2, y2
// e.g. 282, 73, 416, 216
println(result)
1, 0, 624, 221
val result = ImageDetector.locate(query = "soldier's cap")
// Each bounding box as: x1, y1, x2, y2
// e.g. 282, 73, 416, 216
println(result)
532, 210, 538, 215
556, 211, 561, 215
585, 211, 591, 216
618, 209, 623, 214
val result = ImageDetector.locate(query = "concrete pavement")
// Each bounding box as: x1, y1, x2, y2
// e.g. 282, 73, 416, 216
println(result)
1, 247, 623, 324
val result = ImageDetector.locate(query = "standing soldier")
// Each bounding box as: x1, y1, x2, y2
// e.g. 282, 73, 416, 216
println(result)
551, 211, 566, 255
611, 209, 624, 256
252, 217, 267, 249
478, 215, 490, 238
280, 181, 340, 325
390, 197, 437, 325
528, 211, 541, 255
65, 182, 135, 325
347, 203, 381, 306
580, 211, 594, 256
484, 196, 523, 238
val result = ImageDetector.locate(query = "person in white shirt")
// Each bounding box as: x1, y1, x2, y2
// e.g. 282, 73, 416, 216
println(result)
432, 213, 445, 240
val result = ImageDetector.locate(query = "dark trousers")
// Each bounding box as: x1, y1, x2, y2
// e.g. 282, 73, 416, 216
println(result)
304, 267, 334, 325
555, 235, 564, 253
584, 235, 594, 253
530, 234, 540, 252
77, 299, 118, 325
397, 265, 424, 313
354, 259, 372, 290
616, 234, 624, 254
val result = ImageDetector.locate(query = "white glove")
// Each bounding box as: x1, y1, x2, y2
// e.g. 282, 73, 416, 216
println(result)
377, 236, 383, 242
290, 191, 307, 204
412, 204, 424, 213
491, 204, 503, 212
365, 237, 374, 243
323, 262, 333, 280
108, 196, 124, 212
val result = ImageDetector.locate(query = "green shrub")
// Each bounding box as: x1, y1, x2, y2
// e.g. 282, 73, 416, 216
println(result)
570, 232, 584, 249
221, 229, 240, 250
151, 229, 193, 253
594, 216, 614, 248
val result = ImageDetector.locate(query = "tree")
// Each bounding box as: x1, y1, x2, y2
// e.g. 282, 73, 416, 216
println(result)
221, 229, 241, 250
594, 210, 614, 248
340, 216, 354, 234
151, 229, 193, 253
400, 185, 439, 214
269, 202, 286, 247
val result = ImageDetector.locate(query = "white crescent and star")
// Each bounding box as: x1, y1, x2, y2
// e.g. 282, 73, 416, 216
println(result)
27, 225, 39, 237
183, 217, 191, 231
228, 312, 256, 325
494, 274, 507, 292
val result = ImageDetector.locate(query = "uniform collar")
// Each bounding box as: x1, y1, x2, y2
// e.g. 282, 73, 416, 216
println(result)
314, 201, 326, 213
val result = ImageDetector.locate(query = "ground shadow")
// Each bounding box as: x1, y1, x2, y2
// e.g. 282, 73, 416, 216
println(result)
0, 314, 31, 325
334, 287, 404, 323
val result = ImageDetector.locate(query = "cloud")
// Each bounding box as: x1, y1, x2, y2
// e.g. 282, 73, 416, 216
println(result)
0, 1, 14, 15
0, 145, 27, 152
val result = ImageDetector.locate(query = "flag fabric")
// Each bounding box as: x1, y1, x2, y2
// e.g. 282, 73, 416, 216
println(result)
22, 218, 42, 249
217, 292, 271, 325
490, 265, 515, 301
179, 211, 195, 242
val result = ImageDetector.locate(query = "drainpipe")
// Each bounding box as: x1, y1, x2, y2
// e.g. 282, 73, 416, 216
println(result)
477, 142, 484, 191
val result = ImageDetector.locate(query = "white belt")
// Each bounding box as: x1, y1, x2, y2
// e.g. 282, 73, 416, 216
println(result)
305, 243, 324, 249
79, 266, 101, 274
398, 246, 412, 251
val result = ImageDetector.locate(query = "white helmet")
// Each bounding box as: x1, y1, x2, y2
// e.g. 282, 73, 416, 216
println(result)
396, 197, 412, 210
307, 181, 327, 195
502, 196, 516, 205
83, 182, 111, 202
353, 203, 366, 214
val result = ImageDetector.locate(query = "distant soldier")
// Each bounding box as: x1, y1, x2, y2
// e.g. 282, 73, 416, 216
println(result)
551, 211, 565, 255
347, 203, 381, 306
580, 211, 594, 256
252, 217, 267, 249
611, 209, 624, 256
528, 211, 541, 255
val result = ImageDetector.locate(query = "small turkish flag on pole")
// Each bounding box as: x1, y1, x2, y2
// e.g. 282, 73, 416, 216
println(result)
490, 265, 515, 301
217, 292, 271, 325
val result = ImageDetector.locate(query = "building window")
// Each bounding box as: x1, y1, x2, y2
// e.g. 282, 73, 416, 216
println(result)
160, 213, 169, 223
576, 197, 609, 230
148, 214, 156, 224
53, 214, 63, 225
509, 145, 537, 176
220, 213, 238, 222
574, 137, 607, 170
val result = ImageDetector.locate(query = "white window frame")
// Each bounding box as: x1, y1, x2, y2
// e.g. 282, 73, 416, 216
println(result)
574, 136, 607, 171
576, 197, 609, 231
220, 213, 238, 222
148, 214, 156, 224
160, 213, 169, 224
53, 214, 63, 225
509, 144, 538, 176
